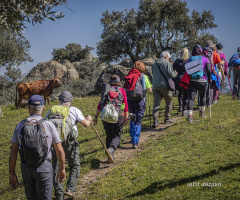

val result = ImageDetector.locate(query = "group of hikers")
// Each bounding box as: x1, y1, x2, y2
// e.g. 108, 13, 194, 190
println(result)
9, 40, 240, 200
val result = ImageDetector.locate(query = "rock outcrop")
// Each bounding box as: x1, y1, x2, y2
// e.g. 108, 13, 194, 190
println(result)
26, 60, 79, 82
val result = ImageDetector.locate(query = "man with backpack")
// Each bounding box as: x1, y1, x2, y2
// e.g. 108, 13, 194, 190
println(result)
203, 40, 224, 105
152, 51, 177, 127
46, 91, 92, 199
9, 95, 66, 200
229, 47, 240, 99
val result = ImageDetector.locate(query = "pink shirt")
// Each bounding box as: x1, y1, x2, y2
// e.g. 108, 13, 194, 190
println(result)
97, 87, 128, 112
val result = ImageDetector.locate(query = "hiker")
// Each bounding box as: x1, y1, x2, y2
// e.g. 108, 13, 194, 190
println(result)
185, 45, 212, 122
173, 48, 189, 116
152, 51, 177, 127
9, 95, 66, 200
124, 61, 152, 149
204, 40, 224, 105
93, 74, 128, 161
229, 47, 240, 99
229, 48, 240, 99
215, 43, 228, 100
45, 91, 92, 199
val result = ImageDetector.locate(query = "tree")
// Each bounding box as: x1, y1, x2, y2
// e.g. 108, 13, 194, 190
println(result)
0, 0, 66, 34
52, 43, 94, 62
0, 26, 33, 68
97, 0, 218, 63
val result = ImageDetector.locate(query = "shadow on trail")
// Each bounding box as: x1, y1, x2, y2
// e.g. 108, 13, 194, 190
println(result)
128, 162, 240, 198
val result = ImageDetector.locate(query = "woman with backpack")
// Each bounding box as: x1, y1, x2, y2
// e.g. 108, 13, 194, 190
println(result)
93, 74, 128, 162
124, 61, 152, 149
185, 45, 211, 123
173, 48, 189, 116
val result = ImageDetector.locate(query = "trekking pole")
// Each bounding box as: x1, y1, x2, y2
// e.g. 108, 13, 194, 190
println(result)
208, 83, 211, 121
91, 123, 114, 163
149, 94, 151, 128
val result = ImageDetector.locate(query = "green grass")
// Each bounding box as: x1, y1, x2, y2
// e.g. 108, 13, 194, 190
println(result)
0, 95, 239, 199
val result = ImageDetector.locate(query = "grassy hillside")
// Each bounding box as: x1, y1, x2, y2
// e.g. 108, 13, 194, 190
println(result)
0, 95, 239, 199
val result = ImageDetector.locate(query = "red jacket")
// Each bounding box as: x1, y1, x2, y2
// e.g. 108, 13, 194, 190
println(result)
123, 69, 141, 91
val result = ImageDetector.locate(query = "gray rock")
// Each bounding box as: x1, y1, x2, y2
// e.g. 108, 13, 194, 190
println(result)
0, 107, 3, 117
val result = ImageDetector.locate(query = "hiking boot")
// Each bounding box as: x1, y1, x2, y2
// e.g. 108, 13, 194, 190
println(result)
164, 118, 175, 124
153, 120, 158, 128
186, 111, 193, 123
132, 143, 138, 149
107, 148, 115, 162
182, 110, 187, 116
65, 188, 76, 198
212, 100, 218, 104
233, 95, 236, 100
199, 111, 207, 118
178, 106, 183, 112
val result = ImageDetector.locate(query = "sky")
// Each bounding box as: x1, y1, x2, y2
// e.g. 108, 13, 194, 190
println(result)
1, 0, 240, 76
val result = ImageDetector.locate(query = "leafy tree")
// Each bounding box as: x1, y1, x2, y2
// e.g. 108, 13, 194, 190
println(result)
97, 0, 218, 63
0, 26, 33, 68
0, 0, 66, 34
52, 43, 94, 62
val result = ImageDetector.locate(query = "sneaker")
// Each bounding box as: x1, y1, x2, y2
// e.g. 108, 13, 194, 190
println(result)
65, 188, 76, 198
132, 143, 138, 149
164, 118, 175, 124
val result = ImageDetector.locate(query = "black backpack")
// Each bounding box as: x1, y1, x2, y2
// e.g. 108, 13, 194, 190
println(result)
19, 119, 48, 167
126, 75, 146, 101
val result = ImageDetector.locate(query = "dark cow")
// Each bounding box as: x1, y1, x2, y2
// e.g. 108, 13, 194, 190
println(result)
15, 77, 61, 109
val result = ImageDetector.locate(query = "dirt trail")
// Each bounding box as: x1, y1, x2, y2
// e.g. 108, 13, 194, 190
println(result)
74, 118, 181, 198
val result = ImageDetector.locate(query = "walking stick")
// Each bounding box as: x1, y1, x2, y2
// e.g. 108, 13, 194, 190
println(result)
149, 94, 151, 127
91, 123, 114, 163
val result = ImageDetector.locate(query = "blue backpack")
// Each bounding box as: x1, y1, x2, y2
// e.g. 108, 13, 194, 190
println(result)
186, 56, 204, 79
229, 53, 240, 67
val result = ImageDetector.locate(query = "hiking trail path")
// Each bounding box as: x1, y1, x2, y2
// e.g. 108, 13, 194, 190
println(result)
73, 117, 182, 199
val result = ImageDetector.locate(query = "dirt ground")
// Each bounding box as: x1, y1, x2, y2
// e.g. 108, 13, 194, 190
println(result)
72, 119, 181, 199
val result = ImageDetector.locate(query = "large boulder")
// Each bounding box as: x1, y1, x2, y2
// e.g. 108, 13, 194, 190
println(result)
94, 63, 153, 95
26, 60, 79, 82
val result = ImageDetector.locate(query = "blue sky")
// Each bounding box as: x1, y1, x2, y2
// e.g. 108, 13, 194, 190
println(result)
1, 0, 239, 76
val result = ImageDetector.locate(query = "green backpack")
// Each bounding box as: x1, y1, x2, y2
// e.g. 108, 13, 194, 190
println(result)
47, 105, 75, 141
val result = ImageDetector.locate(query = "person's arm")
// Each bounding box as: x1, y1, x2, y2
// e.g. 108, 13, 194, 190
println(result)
218, 63, 225, 81
53, 143, 66, 183
166, 62, 177, 78
80, 115, 92, 127
93, 109, 101, 125
9, 142, 19, 189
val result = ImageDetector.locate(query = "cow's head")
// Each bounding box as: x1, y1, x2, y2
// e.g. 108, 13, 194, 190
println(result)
53, 78, 62, 88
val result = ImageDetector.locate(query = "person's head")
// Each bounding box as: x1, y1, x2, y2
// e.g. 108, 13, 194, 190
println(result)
237, 47, 240, 53
216, 43, 223, 50
59, 91, 73, 106
160, 51, 171, 60
28, 95, 45, 115
133, 61, 146, 73
109, 74, 121, 87
181, 48, 189, 61
192, 45, 204, 56
205, 40, 216, 50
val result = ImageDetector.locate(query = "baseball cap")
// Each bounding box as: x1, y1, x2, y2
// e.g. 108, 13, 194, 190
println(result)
205, 40, 216, 48
28, 95, 45, 105
59, 91, 73, 102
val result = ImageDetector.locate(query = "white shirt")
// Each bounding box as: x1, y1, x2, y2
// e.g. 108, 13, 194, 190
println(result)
45, 106, 85, 137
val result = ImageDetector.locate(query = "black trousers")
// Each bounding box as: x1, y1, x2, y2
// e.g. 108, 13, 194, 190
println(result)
102, 116, 124, 150
187, 81, 207, 110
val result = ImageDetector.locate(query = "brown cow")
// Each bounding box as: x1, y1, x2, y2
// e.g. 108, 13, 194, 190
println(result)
15, 77, 61, 109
